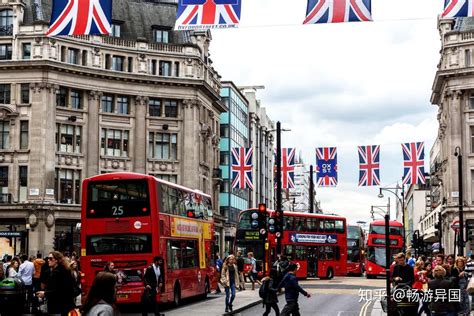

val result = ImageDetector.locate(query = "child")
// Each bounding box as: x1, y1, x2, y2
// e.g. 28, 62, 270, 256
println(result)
262, 268, 280, 316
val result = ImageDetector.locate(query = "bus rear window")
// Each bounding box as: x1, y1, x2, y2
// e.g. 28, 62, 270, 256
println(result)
87, 180, 150, 218
86, 234, 152, 255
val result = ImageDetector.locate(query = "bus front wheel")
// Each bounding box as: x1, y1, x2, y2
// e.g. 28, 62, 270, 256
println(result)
174, 284, 181, 306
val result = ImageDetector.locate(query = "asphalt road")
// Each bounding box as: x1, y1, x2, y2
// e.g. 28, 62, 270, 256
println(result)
238, 277, 385, 316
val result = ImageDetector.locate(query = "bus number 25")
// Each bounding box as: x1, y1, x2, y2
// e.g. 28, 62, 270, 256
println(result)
112, 206, 124, 216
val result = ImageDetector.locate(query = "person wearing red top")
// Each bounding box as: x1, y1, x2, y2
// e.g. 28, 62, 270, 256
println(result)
413, 260, 428, 290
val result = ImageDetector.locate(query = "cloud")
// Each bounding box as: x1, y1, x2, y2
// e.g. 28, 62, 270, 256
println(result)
209, 0, 442, 222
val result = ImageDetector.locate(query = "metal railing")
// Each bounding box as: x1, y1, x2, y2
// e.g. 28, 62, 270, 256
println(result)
0, 25, 13, 36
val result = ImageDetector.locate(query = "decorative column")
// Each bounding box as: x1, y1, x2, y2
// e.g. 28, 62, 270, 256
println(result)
181, 99, 199, 188
133, 96, 149, 173
86, 91, 102, 177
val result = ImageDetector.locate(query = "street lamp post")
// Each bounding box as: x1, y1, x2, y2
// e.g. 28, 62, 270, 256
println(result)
25, 223, 30, 256
371, 201, 391, 316
455, 146, 464, 256
379, 186, 405, 252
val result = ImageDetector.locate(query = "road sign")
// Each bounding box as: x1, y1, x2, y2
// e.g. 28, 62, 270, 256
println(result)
451, 220, 460, 232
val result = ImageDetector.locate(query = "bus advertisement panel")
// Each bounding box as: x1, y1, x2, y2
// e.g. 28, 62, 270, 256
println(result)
365, 220, 404, 279
80, 172, 216, 305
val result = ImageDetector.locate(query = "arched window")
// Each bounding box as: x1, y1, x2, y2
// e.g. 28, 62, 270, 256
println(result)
0, 10, 13, 36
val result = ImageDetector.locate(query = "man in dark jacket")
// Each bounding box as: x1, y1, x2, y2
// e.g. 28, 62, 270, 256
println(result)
142, 256, 165, 316
429, 265, 457, 316
392, 253, 414, 286
236, 251, 245, 290
278, 263, 311, 316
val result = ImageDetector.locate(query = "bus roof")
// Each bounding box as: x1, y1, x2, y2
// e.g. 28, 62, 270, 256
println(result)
241, 208, 345, 220
370, 220, 403, 227
84, 172, 211, 199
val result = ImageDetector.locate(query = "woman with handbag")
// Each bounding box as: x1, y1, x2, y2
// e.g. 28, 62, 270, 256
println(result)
220, 254, 240, 313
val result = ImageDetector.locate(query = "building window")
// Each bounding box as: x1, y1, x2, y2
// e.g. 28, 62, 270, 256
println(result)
153, 29, 169, 43
117, 96, 129, 114
220, 124, 229, 138
70, 90, 82, 109
20, 121, 28, 150
471, 170, 474, 203
112, 56, 124, 71
174, 62, 180, 77
55, 169, 81, 204
101, 95, 114, 113
149, 98, 161, 117
67, 48, 79, 64
20, 84, 29, 104
18, 166, 27, 202
0, 44, 11, 60
56, 87, 67, 107
56, 124, 81, 153
159, 61, 172, 76
155, 174, 177, 183
0, 166, 8, 194
0, 10, 13, 36
101, 128, 129, 157
111, 24, 121, 37
0, 121, 9, 149
471, 126, 474, 154
466, 49, 472, 67
0, 84, 10, 104
22, 43, 31, 59
149, 132, 177, 160
164, 100, 177, 117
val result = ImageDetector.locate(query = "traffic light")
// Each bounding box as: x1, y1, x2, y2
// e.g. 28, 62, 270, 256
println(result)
274, 210, 283, 238
250, 204, 267, 238
434, 223, 440, 237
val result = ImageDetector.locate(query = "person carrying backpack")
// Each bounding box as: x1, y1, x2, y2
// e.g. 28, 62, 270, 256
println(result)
260, 268, 280, 316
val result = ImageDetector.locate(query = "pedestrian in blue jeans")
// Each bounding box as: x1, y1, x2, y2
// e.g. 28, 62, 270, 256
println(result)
220, 254, 240, 313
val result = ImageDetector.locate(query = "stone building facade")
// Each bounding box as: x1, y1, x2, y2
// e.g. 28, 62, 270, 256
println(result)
431, 17, 474, 255
0, 0, 225, 256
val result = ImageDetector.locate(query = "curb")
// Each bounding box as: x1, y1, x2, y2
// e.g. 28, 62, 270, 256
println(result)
226, 298, 263, 315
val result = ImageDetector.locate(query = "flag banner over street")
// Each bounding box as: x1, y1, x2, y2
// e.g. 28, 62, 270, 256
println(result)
442, 0, 474, 17
402, 142, 426, 185
316, 147, 338, 187
275, 148, 296, 189
46, 0, 112, 36
231, 147, 253, 189
303, 0, 372, 24
358, 145, 380, 186
175, 0, 242, 30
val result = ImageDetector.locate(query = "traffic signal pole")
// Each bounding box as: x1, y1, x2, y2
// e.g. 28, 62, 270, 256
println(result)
276, 121, 282, 255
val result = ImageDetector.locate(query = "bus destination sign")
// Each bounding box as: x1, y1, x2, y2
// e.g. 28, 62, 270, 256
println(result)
244, 231, 260, 240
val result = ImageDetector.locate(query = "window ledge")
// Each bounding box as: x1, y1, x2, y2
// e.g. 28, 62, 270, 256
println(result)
100, 155, 131, 161
56, 107, 87, 113
99, 112, 131, 117
148, 159, 179, 163
17, 103, 31, 107
56, 152, 84, 157
147, 116, 181, 120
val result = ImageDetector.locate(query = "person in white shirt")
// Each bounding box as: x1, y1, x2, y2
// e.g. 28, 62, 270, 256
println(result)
18, 254, 35, 313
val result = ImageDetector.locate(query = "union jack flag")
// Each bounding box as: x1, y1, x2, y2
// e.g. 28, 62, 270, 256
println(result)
402, 142, 426, 185
316, 147, 338, 187
274, 148, 296, 189
46, 0, 112, 37
175, 0, 242, 30
358, 145, 380, 186
231, 147, 253, 189
442, 0, 474, 18
303, 0, 372, 24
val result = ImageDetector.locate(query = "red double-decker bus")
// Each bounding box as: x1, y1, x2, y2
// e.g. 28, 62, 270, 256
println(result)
236, 209, 347, 279
365, 220, 404, 279
347, 225, 365, 276
80, 173, 216, 305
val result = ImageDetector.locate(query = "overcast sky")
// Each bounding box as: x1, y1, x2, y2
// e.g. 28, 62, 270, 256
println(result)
209, 0, 443, 224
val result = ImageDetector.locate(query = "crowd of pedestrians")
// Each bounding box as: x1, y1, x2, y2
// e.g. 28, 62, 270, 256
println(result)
390, 251, 474, 316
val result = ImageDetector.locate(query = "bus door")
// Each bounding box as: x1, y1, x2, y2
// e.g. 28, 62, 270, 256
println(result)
307, 246, 318, 277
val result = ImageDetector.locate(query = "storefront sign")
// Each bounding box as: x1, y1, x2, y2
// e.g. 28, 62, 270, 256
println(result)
0, 231, 22, 237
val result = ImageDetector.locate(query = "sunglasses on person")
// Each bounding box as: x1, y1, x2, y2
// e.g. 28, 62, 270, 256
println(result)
47, 256, 55, 261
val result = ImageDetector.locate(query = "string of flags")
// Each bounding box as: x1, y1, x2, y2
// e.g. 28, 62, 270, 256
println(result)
231, 142, 426, 191
46, 0, 474, 36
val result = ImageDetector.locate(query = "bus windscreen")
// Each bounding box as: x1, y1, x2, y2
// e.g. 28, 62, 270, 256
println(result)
86, 234, 152, 255
87, 180, 150, 218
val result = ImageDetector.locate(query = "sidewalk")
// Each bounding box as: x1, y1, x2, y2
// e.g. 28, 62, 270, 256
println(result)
166, 287, 264, 316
